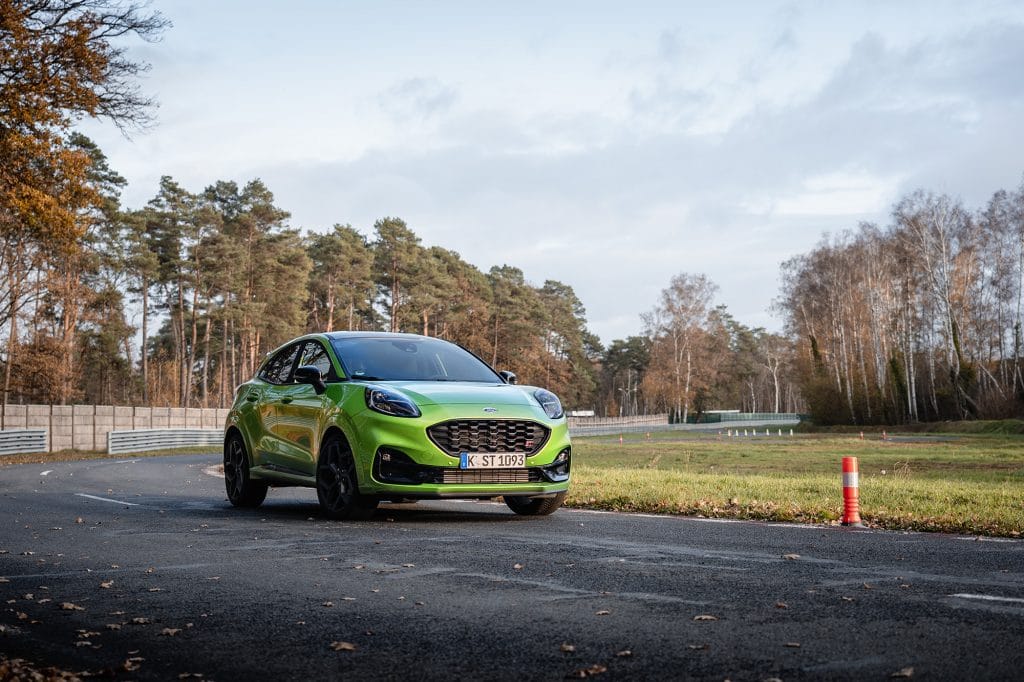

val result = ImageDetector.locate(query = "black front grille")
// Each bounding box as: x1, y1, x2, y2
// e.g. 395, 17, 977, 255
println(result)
440, 468, 542, 484
427, 419, 550, 456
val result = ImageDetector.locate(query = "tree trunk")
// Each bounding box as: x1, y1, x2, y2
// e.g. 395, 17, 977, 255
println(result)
141, 277, 149, 404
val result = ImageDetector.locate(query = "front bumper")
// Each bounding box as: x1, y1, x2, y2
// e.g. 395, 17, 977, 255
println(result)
346, 403, 571, 499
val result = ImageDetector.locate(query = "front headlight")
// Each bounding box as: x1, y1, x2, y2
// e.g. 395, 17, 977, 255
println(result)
533, 389, 564, 419
365, 386, 421, 418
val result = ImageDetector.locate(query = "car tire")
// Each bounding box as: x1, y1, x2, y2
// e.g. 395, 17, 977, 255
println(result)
224, 432, 268, 508
504, 491, 567, 516
316, 432, 378, 520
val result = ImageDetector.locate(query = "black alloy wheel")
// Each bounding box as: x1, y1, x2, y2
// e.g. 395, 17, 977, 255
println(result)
224, 432, 268, 508
316, 432, 379, 520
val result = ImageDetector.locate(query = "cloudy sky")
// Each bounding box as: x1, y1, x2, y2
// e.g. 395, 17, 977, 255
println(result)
80, 0, 1024, 345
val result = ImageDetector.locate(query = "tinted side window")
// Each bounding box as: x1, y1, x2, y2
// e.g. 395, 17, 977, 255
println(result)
259, 344, 301, 384
298, 341, 336, 380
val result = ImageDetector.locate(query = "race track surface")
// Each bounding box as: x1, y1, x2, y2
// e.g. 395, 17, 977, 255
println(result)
1, 454, 1022, 680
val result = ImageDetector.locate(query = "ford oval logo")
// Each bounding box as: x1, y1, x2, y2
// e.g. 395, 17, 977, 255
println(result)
483, 407, 498, 413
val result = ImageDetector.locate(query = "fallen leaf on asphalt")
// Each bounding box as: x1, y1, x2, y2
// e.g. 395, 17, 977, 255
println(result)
840, 596, 854, 602
110, 611, 126, 615
178, 674, 204, 679
160, 628, 182, 636
75, 518, 83, 524
122, 658, 144, 672
341, 597, 356, 602
900, 584, 911, 589
0, 577, 8, 583
322, 601, 334, 608
145, 568, 155, 574
50, 527, 62, 531
862, 583, 874, 590
131, 617, 151, 625
782, 553, 800, 560
616, 649, 633, 658
566, 663, 608, 678
110, 564, 119, 569
402, 563, 415, 568
595, 610, 611, 616
353, 565, 365, 570
76, 630, 100, 638
513, 563, 524, 570
560, 643, 576, 653
784, 642, 801, 648
414, 601, 425, 606
775, 601, 788, 609
687, 644, 709, 650
16, 612, 28, 620
106, 624, 122, 630
74, 641, 91, 648
147, 588, 164, 592
330, 641, 357, 652
21, 552, 34, 556
693, 615, 718, 621
891, 667, 914, 678
22, 593, 33, 600
60, 602, 85, 611
37, 599, 50, 604
100, 581, 114, 589
370, 589, 380, 593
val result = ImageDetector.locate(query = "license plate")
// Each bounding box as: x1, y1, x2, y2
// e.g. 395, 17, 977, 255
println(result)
459, 452, 526, 469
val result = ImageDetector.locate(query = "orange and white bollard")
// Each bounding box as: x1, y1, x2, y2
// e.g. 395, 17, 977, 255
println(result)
841, 456, 864, 527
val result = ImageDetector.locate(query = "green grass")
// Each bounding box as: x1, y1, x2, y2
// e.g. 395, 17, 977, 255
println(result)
566, 432, 1024, 536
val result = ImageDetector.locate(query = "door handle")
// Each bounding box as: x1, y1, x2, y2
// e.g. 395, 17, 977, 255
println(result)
280, 397, 294, 404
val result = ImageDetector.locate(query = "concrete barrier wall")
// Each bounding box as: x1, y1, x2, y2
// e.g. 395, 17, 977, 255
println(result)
1, 404, 230, 453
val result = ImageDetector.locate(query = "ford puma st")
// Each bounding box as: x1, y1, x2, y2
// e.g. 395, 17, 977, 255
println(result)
223, 332, 571, 519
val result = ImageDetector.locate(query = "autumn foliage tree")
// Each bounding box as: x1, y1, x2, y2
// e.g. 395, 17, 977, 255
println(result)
0, 0, 166, 422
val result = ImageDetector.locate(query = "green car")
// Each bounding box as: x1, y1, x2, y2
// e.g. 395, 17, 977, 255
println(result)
224, 332, 571, 519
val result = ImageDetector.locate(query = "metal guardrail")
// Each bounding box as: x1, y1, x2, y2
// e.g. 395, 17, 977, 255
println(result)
570, 417, 801, 437
0, 429, 48, 455
107, 429, 223, 455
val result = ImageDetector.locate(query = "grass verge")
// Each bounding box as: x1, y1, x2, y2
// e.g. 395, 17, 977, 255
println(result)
565, 433, 1024, 537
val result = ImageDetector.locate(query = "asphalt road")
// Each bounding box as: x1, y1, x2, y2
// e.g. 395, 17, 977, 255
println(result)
1, 454, 1022, 681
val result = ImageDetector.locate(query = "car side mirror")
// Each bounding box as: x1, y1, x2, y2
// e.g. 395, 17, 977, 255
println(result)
295, 365, 326, 394
499, 370, 517, 385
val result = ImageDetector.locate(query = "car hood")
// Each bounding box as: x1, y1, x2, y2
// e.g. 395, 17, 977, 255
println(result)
382, 381, 538, 407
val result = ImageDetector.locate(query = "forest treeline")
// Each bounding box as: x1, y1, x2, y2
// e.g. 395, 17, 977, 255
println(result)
777, 185, 1024, 424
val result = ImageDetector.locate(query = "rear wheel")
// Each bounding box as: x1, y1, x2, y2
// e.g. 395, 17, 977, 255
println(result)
224, 432, 268, 508
316, 432, 378, 520
504, 491, 566, 516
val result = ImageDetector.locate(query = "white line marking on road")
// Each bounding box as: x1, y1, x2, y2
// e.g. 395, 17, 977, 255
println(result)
40, 470, 52, 476
954, 536, 1019, 544
951, 593, 1024, 604
114, 459, 139, 464
75, 493, 140, 506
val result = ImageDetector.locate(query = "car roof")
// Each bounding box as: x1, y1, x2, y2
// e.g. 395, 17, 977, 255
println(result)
322, 331, 431, 341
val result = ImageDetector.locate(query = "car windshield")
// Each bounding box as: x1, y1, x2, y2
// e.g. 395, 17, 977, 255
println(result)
330, 337, 502, 383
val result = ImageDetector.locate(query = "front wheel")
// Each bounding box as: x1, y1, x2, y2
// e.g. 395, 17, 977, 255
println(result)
224, 432, 268, 508
316, 433, 378, 520
504, 491, 566, 516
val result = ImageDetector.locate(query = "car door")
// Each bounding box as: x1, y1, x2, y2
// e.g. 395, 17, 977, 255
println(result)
271, 340, 334, 477
254, 341, 304, 472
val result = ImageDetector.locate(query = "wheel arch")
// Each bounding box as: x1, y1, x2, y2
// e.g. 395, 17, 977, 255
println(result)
224, 425, 251, 463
